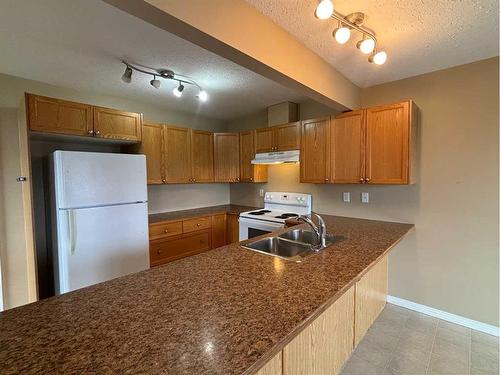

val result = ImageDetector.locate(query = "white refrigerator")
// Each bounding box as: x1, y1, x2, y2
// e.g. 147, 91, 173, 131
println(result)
51, 151, 149, 294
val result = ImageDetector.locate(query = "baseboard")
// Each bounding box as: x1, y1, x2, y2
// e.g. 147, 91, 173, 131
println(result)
387, 295, 499, 337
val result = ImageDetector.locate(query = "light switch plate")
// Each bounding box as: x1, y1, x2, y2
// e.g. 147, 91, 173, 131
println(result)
259, 188, 264, 197
361, 192, 369, 203
342, 192, 351, 203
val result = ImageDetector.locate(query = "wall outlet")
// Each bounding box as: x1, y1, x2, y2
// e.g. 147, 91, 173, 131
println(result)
259, 188, 264, 197
342, 192, 351, 203
361, 192, 369, 203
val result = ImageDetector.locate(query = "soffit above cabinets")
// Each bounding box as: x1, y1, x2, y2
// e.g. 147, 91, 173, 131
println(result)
246, 0, 499, 87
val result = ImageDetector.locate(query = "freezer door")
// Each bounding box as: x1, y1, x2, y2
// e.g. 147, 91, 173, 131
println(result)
55, 202, 149, 294
53, 151, 147, 209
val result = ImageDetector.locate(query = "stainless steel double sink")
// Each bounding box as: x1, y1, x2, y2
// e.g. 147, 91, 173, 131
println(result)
242, 228, 342, 262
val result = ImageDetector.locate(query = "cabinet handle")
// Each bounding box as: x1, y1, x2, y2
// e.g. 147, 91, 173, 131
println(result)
162, 179, 166, 183
193, 178, 196, 183
196, 223, 201, 227
250, 177, 253, 181
359, 178, 365, 183
87, 130, 94, 135
164, 229, 168, 233
325, 178, 329, 182
365, 178, 371, 182
156, 250, 161, 255
236, 177, 240, 182
95, 130, 101, 135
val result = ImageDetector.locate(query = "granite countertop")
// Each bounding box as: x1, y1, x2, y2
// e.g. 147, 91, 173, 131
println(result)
148, 204, 259, 223
0, 215, 413, 375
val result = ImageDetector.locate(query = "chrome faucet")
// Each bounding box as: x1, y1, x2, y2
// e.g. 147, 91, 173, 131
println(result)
296, 213, 327, 250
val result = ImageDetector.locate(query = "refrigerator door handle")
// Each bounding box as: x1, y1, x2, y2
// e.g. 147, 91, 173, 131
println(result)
68, 210, 76, 255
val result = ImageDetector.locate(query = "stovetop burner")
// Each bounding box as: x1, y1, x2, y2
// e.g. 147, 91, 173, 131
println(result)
274, 213, 299, 219
248, 210, 272, 215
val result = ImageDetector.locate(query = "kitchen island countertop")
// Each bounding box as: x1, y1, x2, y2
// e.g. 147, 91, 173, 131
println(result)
0, 215, 413, 374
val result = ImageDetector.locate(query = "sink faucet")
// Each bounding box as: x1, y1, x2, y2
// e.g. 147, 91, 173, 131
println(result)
296, 213, 327, 249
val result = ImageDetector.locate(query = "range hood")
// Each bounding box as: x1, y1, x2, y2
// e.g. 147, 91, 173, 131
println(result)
251, 150, 300, 165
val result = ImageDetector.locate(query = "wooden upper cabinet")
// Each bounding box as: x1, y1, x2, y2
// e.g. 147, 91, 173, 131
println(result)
275, 122, 300, 151
164, 126, 192, 183
365, 101, 413, 184
239, 130, 267, 183
93, 106, 142, 142
300, 117, 331, 183
27, 93, 92, 136
214, 133, 240, 182
138, 123, 164, 184
191, 130, 214, 183
254, 127, 274, 153
331, 110, 365, 184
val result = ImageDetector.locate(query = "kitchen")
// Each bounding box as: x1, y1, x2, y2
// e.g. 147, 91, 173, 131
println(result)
0, 1, 498, 374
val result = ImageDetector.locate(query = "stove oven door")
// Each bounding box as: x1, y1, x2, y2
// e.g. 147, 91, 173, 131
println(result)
238, 217, 284, 241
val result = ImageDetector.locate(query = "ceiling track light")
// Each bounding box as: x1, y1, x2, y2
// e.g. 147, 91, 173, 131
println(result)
120, 61, 208, 101
313, 3, 387, 65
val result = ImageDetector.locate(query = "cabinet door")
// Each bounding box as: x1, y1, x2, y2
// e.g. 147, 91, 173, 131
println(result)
300, 117, 331, 183
211, 214, 227, 249
254, 127, 275, 153
365, 101, 410, 184
27, 94, 92, 136
275, 122, 300, 151
149, 230, 211, 267
214, 133, 240, 182
164, 126, 192, 183
139, 123, 164, 184
191, 130, 214, 183
93, 106, 142, 141
226, 213, 240, 244
283, 286, 354, 375
331, 110, 365, 184
239, 130, 267, 183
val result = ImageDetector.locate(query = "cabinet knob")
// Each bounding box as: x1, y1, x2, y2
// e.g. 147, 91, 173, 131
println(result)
87, 130, 94, 135
193, 178, 196, 183
359, 178, 365, 183
325, 178, 329, 181
162, 179, 166, 183
94, 130, 101, 135
250, 177, 253, 181
156, 250, 161, 255
236, 177, 240, 182
164, 229, 168, 233
365, 178, 371, 182
196, 223, 201, 227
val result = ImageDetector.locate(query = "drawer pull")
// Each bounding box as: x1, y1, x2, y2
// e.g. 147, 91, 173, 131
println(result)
156, 250, 161, 255
196, 223, 201, 227
164, 229, 168, 233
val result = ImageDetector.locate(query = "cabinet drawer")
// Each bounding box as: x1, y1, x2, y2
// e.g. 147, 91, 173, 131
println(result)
150, 231, 211, 266
183, 216, 211, 233
149, 221, 183, 240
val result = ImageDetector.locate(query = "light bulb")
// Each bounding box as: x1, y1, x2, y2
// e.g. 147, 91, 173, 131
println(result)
198, 90, 208, 102
315, 0, 334, 20
173, 84, 184, 98
357, 38, 375, 54
150, 76, 161, 89
333, 26, 350, 44
121, 66, 132, 83
369, 51, 387, 65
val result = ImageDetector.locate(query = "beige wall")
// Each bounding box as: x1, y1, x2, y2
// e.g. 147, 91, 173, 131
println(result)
0, 73, 230, 308
230, 58, 499, 326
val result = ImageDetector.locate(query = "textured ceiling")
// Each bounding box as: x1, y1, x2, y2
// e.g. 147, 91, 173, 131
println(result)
0, 0, 306, 121
246, 0, 499, 87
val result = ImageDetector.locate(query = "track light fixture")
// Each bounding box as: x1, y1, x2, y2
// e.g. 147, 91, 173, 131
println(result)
172, 82, 184, 98
313, 3, 387, 65
120, 61, 208, 101
150, 75, 161, 89
121, 66, 132, 83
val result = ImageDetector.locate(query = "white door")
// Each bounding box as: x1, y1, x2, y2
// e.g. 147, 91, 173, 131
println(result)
57, 202, 149, 294
53, 151, 147, 209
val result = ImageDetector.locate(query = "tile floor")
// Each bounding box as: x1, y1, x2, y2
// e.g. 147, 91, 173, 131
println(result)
340, 303, 499, 375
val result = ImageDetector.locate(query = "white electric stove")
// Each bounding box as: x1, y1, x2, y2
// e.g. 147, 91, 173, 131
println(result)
239, 192, 312, 241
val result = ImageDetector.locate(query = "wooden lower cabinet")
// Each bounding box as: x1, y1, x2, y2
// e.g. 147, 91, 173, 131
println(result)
211, 214, 227, 249
256, 352, 282, 375
255, 255, 389, 375
354, 255, 388, 346
283, 286, 355, 375
226, 213, 240, 244
149, 230, 211, 266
